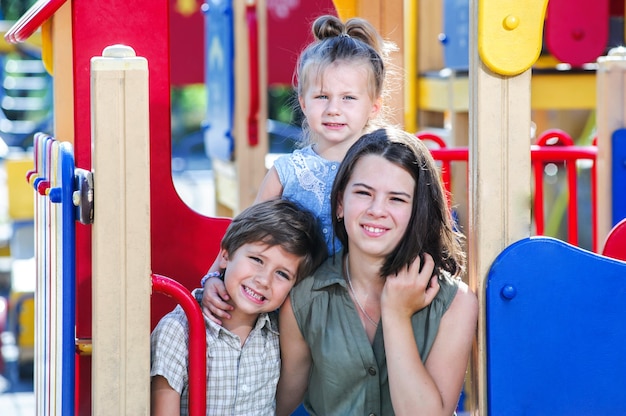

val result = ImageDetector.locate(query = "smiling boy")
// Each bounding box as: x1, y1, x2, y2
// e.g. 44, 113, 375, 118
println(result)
150, 199, 326, 416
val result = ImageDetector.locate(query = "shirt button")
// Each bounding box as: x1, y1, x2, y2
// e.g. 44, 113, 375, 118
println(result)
331, 165, 337, 170
323, 228, 328, 234
368, 413, 376, 416
241, 384, 249, 392
368, 367, 377, 376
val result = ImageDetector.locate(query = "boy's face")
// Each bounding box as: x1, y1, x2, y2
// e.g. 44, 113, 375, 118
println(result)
219, 242, 301, 316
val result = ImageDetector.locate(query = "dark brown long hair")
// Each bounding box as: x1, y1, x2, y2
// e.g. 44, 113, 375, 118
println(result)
331, 127, 466, 278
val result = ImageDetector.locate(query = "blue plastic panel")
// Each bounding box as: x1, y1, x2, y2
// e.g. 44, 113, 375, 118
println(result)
58, 141, 76, 416
486, 237, 626, 415
612, 128, 626, 225
442, 0, 469, 70
203, 0, 235, 161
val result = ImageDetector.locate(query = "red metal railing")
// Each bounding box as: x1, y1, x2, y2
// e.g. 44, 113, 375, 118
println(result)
418, 129, 598, 252
4, 0, 67, 43
151, 274, 206, 416
531, 129, 598, 250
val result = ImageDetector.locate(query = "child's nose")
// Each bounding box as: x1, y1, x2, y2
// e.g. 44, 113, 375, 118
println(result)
254, 270, 271, 287
325, 98, 340, 115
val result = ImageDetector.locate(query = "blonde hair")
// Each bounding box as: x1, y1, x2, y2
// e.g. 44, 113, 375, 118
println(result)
295, 15, 397, 144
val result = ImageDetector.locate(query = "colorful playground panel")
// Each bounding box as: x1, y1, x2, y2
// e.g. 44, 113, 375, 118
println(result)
612, 128, 626, 224
203, 0, 235, 161
478, 0, 549, 75
6, 157, 34, 221
545, 0, 610, 68
487, 237, 626, 415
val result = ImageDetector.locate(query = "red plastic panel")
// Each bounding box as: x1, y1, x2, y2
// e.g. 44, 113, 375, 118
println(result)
603, 218, 626, 261
169, 0, 205, 85
266, 0, 337, 85
545, 0, 610, 67
69, 1, 230, 412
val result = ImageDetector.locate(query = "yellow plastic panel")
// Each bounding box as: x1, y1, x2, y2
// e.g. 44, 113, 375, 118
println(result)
332, 0, 356, 20
11, 294, 35, 355
478, 0, 548, 76
6, 157, 35, 221
41, 19, 53, 75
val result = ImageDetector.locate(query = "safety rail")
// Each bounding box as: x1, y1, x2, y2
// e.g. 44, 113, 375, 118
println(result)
151, 274, 206, 416
531, 130, 597, 250
28, 132, 76, 416
418, 129, 599, 252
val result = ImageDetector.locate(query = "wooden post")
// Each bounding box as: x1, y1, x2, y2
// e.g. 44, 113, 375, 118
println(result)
233, 0, 268, 213
90, 45, 151, 416
468, 0, 541, 413
50, 1, 74, 143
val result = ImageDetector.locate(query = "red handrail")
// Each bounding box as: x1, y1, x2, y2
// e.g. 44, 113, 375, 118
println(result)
532, 129, 597, 249
417, 132, 468, 208
246, 2, 259, 146
417, 129, 598, 252
151, 274, 206, 416
4, 0, 67, 43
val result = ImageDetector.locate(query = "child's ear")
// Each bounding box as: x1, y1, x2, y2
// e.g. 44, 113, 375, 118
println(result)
218, 249, 229, 269
336, 196, 344, 219
370, 96, 382, 118
298, 95, 306, 111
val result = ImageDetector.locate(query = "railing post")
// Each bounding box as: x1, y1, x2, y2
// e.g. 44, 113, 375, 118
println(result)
90, 44, 151, 415
597, 46, 626, 249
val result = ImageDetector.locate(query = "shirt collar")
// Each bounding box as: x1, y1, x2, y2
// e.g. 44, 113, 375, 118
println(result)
204, 311, 278, 337
310, 251, 348, 291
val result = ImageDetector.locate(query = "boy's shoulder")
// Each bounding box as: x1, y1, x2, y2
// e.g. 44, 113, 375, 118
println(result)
157, 305, 188, 325
152, 305, 190, 343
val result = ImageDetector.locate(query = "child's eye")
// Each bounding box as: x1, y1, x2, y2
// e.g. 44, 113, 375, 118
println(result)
391, 196, 408, 203
276, 270, 292, 281
343, 95, 356, 101
314, 94, 328, 100
249, 256, 263, 264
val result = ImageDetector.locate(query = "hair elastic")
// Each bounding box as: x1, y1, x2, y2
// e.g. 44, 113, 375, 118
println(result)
200, 271, 223, 288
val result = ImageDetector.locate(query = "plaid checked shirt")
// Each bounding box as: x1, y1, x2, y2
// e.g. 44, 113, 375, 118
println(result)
150, 298, 280, 415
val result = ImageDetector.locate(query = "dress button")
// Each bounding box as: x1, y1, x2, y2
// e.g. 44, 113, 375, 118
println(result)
368, 367, 377, 376
331, 165, 337, 170
323, 228, 328, 234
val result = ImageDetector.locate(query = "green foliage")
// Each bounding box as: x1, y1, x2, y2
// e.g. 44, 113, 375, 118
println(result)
2, 0, 36, 20
171, 84, 206, 144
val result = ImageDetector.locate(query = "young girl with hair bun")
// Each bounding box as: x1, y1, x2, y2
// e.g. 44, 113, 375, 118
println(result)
201, 14, 398, 319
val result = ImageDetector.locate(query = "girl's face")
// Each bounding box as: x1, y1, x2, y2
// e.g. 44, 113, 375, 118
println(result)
337, 154, 415, 260
299, 62, 381, 159
219, 242, 300, 318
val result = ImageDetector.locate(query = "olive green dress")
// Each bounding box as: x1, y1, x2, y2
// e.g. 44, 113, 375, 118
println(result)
290, 251, 459, 416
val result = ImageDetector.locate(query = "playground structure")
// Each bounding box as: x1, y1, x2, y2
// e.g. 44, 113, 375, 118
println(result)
0, 0, 626, 415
